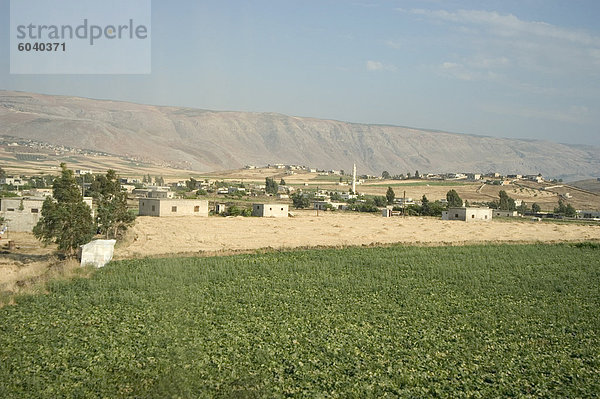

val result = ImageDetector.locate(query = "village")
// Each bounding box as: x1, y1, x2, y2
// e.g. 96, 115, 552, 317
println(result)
2, 161, 600, 241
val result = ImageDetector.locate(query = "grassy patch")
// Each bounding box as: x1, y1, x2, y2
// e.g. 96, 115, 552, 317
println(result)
1, 244, 599, 397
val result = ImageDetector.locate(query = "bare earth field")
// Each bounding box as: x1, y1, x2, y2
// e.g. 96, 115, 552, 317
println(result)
115, 210, 600, 258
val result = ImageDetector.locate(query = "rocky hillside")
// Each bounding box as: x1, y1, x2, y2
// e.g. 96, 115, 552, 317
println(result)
1, 90, 599, 180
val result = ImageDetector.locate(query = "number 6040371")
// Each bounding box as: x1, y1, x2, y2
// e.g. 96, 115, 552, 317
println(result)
17, 42, 66, 51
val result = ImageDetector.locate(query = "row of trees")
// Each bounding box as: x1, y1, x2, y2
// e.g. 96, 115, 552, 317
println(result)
382, 171, 421, 180
33, 164, 135, 255
142, 174, 165, 186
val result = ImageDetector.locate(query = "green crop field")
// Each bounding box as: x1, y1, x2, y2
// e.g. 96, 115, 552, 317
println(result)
1, 244, 599, 397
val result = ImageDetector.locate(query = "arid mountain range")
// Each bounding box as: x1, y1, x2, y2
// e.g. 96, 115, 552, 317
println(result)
1, 90, 599, 180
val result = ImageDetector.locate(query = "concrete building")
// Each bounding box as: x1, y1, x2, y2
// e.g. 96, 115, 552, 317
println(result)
252, 203, 289, 217
313, 201, 347, 211
138, 198, 208, 217
0, 177, 25, 187
0, 197, 45, 232
442, 207, 492, 222
579, 210, 600, 219
493, 210, 519, 217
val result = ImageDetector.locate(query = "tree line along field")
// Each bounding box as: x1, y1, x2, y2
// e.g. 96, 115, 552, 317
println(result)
1, 244, 599, 397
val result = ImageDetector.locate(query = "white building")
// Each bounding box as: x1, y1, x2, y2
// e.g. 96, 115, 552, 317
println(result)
0, 177, 25, 187
0, 197, 45, 232
138, 198, 208, 217
442, 207, 492, 222
252, 203, 288, 217
313, 201, 347, 211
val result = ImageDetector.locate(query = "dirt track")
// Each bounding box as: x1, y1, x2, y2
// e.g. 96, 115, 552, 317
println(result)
115, 210, 600, 258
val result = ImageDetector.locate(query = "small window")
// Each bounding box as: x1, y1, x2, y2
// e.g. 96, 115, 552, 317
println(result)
455, 214, 459, 218
7, 208, 14, 212
142, 201, 145, 206
485, 215, 488, 219
269, 207, 272, 211
31, 208, 39, 213
194, 206, 200, 212
151, 205, 155, 211
281, 208, 284, 211
172, 206, 177, 212
471, 214, 475, 218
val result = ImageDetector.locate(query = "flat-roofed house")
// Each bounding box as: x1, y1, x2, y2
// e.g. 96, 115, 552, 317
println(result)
442, 207, 492, 222
138, 198, 208, 217
0, 197, 45, 232
252, 203, 288, 218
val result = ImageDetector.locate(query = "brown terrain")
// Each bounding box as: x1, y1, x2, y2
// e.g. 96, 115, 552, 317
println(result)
2, 90, 600, 180
115, 211, 600, 259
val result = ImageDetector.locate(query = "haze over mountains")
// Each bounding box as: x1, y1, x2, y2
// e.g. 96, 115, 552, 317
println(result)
1, 90, 599, 180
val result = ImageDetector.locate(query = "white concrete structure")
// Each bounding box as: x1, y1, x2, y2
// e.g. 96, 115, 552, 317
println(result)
80, 240, 116, 268
442, 207, 492, 222
138, 198, 208, 217
313, 201, 347, 211
0, 197, 45, 232
252, 203, 288, 217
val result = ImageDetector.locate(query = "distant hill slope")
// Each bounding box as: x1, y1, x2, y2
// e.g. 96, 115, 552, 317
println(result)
570, 179, 600, 193
1, 90, 599, 180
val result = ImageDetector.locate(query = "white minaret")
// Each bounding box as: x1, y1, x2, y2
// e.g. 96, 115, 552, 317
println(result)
352, 163, 356, 194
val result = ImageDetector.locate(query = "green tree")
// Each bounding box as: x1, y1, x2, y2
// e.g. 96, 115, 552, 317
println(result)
386, 186, 395, 205
517, 201, 528, 215
280, 178, 286, 186
565, 203, 577, 217
554, 199, 567, 214
92, 170, 136, 239
0, 166, 6, 179
291, 192, 311, 209
186, 177, 197, 191
33, 164, 94, 255
373, 196, 387, 207
421, 195, 431, 216
381, 171, 391, 179
415, 170, 420, 179
446, 189, 463, 207
531, 202, 541, 213
498, 190, 516, 210
265, 177, 278, 195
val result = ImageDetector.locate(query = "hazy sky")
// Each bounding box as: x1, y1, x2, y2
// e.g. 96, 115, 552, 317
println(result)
1, 0, 599, 145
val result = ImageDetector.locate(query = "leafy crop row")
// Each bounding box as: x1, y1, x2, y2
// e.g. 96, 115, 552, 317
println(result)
1, 244, 599, 397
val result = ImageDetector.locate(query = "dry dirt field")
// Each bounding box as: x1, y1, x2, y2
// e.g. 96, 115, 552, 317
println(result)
115, 210, 600, 258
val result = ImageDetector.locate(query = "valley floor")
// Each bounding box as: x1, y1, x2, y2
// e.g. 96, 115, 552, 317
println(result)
116, 210, 600, 258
